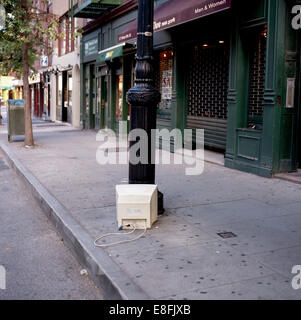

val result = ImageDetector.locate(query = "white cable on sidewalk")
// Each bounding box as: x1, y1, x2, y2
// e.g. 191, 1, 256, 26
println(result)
94, 224, 147, 248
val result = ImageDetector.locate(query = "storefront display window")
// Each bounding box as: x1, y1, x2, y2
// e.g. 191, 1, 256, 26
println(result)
156, 49, 173, 111
85, 68, 89, 114
68, 73, 72, 108
247, 25, 267, 129
116, 75, 123, 121
58, 73, 62, 107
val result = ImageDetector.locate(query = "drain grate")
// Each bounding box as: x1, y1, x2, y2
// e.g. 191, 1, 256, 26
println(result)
217, 232, 237, 239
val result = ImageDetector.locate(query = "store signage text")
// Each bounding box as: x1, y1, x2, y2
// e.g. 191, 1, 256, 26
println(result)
105, 51, 114, 59
118, 0, 231, 43
40, 55, 48, 67
84, 38, 98, 57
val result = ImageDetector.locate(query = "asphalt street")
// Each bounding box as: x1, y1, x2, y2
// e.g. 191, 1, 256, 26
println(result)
0, 153, 103, 300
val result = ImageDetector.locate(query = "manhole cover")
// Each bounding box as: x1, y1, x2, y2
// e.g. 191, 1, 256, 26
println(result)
217, 232, 237, 239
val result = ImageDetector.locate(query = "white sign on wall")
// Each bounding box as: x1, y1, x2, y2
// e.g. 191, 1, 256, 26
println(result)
40, 55, 48, 67
161, 70, 172, 100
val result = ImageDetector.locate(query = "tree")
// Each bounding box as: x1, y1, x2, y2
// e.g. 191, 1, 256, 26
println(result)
0, 0, 59, 147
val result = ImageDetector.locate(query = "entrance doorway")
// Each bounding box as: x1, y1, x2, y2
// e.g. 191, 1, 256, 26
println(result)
296, 39, 301, 169
95, 65, 108, 130
62, 72, 68, 122
297, 90, 301, 169
186, 40, 230, 151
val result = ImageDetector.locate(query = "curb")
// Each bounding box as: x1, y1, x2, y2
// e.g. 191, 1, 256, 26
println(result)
0, 142, 150, 300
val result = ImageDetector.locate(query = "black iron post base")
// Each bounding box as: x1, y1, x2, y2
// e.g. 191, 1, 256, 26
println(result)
158, 190, 164, 215
126, 0, 165, 216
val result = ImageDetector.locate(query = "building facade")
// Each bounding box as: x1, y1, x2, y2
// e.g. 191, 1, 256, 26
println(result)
48, 0, 88, 127
28, 0, 54, 120
71, 0, 301, 178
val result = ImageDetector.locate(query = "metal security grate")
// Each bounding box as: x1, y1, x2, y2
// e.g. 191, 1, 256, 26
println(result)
248, 28, 267, 126
186, 43, 229, 151
187, 45, 229, 120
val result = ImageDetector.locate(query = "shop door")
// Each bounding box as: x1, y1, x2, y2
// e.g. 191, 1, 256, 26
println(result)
102, 76, 108, 129
95, 72, 108, 130
95, 76, 101, 131
34, 84, 40, 118
48, 83, 51, 117
62, 71, 68, 122
298, 79, 301, 169
155, 49, 173, 131
186, 42, 229, 151
89, 65, 96, 129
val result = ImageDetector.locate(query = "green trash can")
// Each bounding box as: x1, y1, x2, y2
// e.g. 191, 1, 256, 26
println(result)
7, 99, 25, 142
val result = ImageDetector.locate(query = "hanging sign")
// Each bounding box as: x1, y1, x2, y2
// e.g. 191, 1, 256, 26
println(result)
84, 38, 98, 57
118, 0, 231, 43
40, 55, 48, 67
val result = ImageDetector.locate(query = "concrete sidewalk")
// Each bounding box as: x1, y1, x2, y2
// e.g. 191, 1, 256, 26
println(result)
1, 122, 301, 300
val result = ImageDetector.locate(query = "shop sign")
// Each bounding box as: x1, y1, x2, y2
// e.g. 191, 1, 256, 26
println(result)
105, 51, 114, 59
118, 0, 231, 43
84, 38, 98, 57
29, 73, 40, 85
40, 55, 48, 67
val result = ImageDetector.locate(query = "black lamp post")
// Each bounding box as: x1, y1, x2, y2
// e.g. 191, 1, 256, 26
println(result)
127, 0, 164, 214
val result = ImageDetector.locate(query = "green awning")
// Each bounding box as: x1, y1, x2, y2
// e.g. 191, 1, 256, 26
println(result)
0, 86, 13, 90
97, 43, 126, 63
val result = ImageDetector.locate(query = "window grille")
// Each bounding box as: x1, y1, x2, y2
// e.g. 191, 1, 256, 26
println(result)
248, 26, 267, 128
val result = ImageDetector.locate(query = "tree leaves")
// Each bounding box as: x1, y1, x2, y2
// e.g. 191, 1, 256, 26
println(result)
0, 0, 62, 77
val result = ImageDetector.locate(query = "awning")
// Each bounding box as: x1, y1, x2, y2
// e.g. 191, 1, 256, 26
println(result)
0, 86, 13, 90
118, 0, 231, 43
97, 42, 133, 63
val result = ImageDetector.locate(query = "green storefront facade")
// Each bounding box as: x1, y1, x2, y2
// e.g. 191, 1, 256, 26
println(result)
79, 0, 301, 178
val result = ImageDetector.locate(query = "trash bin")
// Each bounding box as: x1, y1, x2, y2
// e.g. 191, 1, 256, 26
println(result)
7, 99, 25, 142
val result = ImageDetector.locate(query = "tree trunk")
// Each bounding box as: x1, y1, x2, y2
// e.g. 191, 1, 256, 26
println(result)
22, 41, 34, 147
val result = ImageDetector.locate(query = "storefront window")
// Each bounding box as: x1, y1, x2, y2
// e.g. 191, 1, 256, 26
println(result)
116, 75, 123, 121
85, 67, 89, 114
247, 25, 267, 129
187, 42, 229, 120
96, 77, 101, 116
58, 73, 62, 107
92, 65, 96, 115
156, 49, 173, 112
68, 73, 72, 107
60, 19, 66, 55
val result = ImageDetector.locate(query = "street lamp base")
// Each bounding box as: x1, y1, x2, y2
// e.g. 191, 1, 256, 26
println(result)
158, 190, 164, 215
